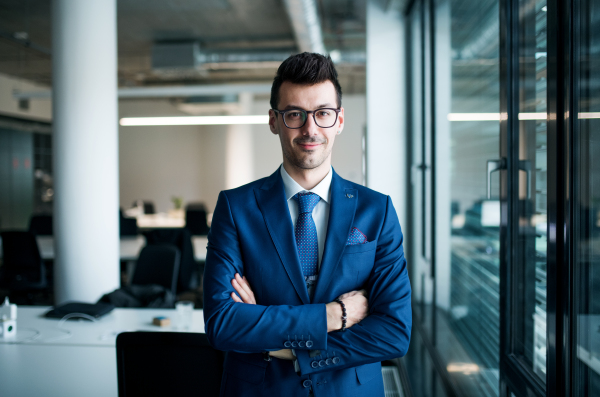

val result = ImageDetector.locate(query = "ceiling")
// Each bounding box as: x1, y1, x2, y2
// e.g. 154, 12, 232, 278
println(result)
0, 0, 367, 95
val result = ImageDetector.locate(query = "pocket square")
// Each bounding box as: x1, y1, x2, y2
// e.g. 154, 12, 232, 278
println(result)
346, 227, 367, 245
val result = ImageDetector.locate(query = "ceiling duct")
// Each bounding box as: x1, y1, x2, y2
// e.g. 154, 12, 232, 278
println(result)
282, 0, 326, 54
151, 41, 292, 71
152, 41, 202, 69
173, 95, 242, 115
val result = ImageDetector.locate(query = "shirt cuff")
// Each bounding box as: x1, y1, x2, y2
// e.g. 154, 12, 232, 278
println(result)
292, 349, 301, 373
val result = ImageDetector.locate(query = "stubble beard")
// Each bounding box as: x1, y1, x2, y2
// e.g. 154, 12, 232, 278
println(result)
282, 137, 331, 171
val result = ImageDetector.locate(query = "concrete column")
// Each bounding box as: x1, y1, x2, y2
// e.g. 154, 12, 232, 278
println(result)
225, 92, 254, 189
366, 2, 406, 224
52, 0, 120, 304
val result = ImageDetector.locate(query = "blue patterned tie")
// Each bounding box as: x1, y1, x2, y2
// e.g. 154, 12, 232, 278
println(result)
293, 192, 321, 277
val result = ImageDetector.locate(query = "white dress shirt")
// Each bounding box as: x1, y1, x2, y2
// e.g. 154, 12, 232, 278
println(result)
280, 164, 332, 270
281, 164, 332, 366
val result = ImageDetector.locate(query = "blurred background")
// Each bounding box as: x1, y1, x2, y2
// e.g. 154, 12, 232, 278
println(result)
0, 0, 598, 396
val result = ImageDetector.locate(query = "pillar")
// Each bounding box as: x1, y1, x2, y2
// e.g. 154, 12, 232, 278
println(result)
52, 0, 120, 304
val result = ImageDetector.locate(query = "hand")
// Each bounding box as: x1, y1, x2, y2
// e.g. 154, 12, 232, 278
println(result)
326, 289, 368, 332
229, 274, 292, 360
230, 273, 256, 304
269, 349, 294, 360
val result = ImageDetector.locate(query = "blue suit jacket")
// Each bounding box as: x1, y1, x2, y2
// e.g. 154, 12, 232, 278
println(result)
203, 168, 411, 397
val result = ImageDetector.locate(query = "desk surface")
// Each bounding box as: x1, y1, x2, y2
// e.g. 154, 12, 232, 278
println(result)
0, 235, 208, 262
0, 306, 205, 397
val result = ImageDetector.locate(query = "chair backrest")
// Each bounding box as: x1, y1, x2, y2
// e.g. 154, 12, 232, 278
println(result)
28, 215, 53, 236
131, 200, 156, 215
131, 245, 180, 295
144, 228, 195, 293
0, 231, 44, 282
119, 210, 139, 236
116, 332, 223, 397
185, 203, 210, 236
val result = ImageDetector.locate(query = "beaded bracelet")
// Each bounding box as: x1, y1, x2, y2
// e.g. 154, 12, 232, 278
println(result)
334, 298, 347, 331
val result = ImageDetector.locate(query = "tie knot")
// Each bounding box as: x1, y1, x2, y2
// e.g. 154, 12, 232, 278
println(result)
294, 192, 320, 214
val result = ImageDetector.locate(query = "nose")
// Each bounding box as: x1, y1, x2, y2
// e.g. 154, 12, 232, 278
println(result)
301, 112, 319, 136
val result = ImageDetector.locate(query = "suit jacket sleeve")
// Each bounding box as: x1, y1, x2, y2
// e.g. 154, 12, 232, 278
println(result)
203, 191, 328, 353
294, 196, 412, 374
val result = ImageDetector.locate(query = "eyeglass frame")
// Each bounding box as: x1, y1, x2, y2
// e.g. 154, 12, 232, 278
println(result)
271, 107, 342, 129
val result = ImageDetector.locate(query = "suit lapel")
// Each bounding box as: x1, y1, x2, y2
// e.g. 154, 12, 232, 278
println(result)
313, 171, 357, 303
254, 170, 310, 304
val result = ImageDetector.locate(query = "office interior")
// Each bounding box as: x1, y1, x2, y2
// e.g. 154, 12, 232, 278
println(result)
0, 0, 597, 396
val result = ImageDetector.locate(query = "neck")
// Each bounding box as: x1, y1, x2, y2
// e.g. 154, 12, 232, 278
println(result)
283, 160, 331, 190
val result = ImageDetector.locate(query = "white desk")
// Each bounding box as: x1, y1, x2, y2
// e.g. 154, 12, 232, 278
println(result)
136, 214, 186, 229
0, 306, 205, 397
0, 235, 208, 262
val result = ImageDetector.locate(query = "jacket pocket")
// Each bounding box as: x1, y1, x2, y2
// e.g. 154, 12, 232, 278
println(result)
343, 239, 377, 254
355, 363, 382, 385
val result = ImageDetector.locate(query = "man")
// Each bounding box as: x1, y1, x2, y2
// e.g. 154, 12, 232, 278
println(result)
203, 52, 411, 397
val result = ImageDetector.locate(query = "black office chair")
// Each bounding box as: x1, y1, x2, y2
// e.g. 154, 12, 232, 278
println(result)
131, 245, 180, 295
119, 209, 139, 237
144, 228, 195, 293
185, 202, 210, 236
116, 332, 224, 397
132, 200, 155, 215
28, 215, 53, 236
0, 231, 48, 298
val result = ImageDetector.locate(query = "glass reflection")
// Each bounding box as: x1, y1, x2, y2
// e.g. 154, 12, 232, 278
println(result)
575, 0, 600, 394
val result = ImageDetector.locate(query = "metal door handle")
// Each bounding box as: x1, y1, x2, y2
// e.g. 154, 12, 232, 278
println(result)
487, 158, 532, 199
487, 158, 506, 199
518, 160, 531, 200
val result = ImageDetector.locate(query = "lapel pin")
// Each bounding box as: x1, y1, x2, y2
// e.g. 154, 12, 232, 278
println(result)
346, 193, 354, 198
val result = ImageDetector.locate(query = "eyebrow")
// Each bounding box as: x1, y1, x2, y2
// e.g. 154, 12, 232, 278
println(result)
282, 103, 334, 110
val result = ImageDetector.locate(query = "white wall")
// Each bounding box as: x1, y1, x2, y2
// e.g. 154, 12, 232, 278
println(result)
1, 83, 366, 214
0, 73, 52, 121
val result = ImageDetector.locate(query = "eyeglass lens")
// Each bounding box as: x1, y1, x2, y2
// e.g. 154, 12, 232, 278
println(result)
284, 109, 337, 128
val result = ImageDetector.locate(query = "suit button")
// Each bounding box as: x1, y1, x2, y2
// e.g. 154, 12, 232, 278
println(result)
311, 361, 319, 368
298, 341, 306, 348
325, 358, 332, 365
291, 341, 298, 348
332, 357, 340, 364
302, 379, 312, 388
306, 341, 313, 348
284, 341, 292, 348
319, 360, 326, 367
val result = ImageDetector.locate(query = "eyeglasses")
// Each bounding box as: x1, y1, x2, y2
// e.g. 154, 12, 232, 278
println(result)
272, 108, 341, 129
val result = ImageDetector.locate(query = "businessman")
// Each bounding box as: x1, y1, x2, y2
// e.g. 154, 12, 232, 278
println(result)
203, 52, 411, 396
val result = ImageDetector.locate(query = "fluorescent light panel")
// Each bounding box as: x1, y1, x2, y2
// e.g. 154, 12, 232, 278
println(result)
448, 112, 600, 121
120, 115, 269, 126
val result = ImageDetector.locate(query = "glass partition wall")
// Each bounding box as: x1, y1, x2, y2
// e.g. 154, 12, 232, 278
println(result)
401, 0, 598, 396
574, 0, 600, 394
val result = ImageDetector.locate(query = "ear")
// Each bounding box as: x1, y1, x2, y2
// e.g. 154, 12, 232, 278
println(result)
269, 109, 279, 135
337, 107, 345, 134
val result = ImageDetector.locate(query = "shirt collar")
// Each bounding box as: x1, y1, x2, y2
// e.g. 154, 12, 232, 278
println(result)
280, 164, 332, 204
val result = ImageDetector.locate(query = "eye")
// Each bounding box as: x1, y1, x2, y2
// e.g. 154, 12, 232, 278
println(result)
316, 110, 331, 117
288, 111, 302, 118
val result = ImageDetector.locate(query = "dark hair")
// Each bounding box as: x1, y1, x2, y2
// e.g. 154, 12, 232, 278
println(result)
270, 52, 342, 110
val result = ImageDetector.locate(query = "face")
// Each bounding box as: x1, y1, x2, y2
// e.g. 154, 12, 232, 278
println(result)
269, 81, 344, 172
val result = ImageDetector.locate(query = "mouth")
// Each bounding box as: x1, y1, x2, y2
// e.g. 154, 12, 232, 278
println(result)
295, 140, 324, 150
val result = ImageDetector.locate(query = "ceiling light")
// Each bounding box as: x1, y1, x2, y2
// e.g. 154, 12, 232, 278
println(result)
447, 113, 500, 121
119, 115, 269, 126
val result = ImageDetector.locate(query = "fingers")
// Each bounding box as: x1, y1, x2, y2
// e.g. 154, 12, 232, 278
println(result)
230, 273, 256, 304
231, 292, 243, 302
235, 274, 256, 301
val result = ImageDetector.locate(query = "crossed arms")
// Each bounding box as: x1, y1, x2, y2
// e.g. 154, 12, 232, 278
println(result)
230, 273, 369, 360
203, 191, 412, 375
